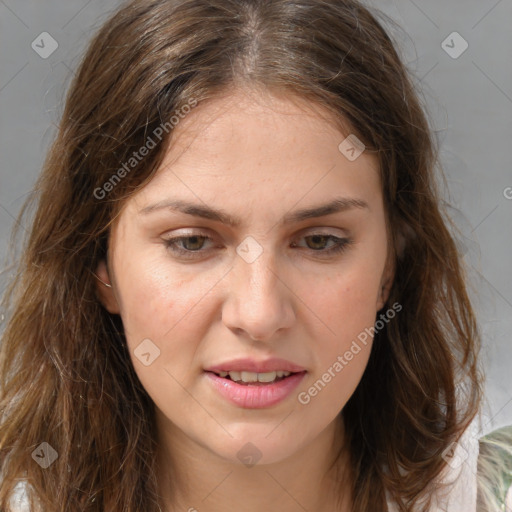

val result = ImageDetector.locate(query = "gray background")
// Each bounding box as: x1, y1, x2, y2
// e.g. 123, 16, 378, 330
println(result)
0, 0, 511, 436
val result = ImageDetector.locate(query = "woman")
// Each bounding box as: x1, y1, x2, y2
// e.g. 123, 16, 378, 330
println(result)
0, 0, 491, 510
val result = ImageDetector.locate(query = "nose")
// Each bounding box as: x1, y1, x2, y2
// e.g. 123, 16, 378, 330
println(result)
221, 248, 296, 342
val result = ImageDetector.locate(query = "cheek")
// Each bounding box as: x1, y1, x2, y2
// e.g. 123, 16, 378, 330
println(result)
297, 261, 383, 409
297, 297, 373, 417
117, 268, 203, 408
115, 253, 192, 337
115, 257, 222, 382
312, 267, 382, 344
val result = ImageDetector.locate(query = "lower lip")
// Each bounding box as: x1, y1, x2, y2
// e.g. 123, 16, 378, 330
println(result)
204, 371, 307, 409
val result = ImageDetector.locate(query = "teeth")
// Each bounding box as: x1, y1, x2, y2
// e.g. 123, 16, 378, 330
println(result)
229, 371, 241, 381
251, 371, 274, 383
216, 370, 292, 383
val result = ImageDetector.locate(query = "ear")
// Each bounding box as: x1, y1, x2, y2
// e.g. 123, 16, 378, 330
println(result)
376, 254, 395, 311
94, 259, 120, 314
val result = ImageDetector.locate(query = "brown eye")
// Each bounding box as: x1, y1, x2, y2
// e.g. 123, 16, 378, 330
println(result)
163, 232, 353, 260
164, 234, 214, 257
304, 234, 333, 251
292, 234, 353, 256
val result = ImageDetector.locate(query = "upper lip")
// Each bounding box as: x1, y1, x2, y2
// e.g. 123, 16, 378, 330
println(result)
204, 357, 307, 374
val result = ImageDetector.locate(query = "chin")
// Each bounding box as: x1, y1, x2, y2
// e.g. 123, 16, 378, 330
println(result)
205, 432, 304, 467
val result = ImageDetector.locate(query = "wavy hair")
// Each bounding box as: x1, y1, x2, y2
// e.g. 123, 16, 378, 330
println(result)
0, 0, 483, 510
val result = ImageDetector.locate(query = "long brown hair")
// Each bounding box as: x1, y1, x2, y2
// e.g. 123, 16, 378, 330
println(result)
0, 0, 482, 510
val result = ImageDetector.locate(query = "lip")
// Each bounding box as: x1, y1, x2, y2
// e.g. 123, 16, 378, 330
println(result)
204, 370, 307, 409
204, 357, 306, 374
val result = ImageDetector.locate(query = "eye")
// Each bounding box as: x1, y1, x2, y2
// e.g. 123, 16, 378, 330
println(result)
163, 233, 214, 257
162, 231, 353, 259
291, 233, 353, 256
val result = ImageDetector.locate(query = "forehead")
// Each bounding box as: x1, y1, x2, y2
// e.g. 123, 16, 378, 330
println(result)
162, 87, 364, 164
123, 87, 382, 221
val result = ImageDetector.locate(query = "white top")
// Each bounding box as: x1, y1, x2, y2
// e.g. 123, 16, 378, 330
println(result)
7, 423, 483, 511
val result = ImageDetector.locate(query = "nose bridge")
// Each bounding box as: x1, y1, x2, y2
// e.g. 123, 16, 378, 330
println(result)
223, 239, 295, 340
242, 251, 279, 303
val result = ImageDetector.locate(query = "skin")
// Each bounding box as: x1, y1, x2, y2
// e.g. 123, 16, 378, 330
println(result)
96, 86, 394, 512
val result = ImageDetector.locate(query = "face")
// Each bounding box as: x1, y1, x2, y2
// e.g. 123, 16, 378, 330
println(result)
96, 87, 394, 467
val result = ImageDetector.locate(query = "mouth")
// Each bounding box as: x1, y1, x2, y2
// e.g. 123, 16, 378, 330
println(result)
205, 369, 305, 386
204, 369, 307, 408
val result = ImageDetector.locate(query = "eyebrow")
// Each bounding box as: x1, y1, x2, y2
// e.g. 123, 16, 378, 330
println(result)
138, 196, 369, 227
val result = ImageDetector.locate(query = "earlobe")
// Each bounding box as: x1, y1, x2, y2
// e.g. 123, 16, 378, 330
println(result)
376, 258, 395, 311
94, 259, 120, 314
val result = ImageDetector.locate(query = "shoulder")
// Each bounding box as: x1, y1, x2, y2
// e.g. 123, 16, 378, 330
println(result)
433, 420, 480, 511
387, 421, 512, 512
386, 421, 480, 512
6, 480, 32, 512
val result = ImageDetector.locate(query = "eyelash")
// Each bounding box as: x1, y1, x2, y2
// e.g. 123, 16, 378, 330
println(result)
163, 232, 353, 259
